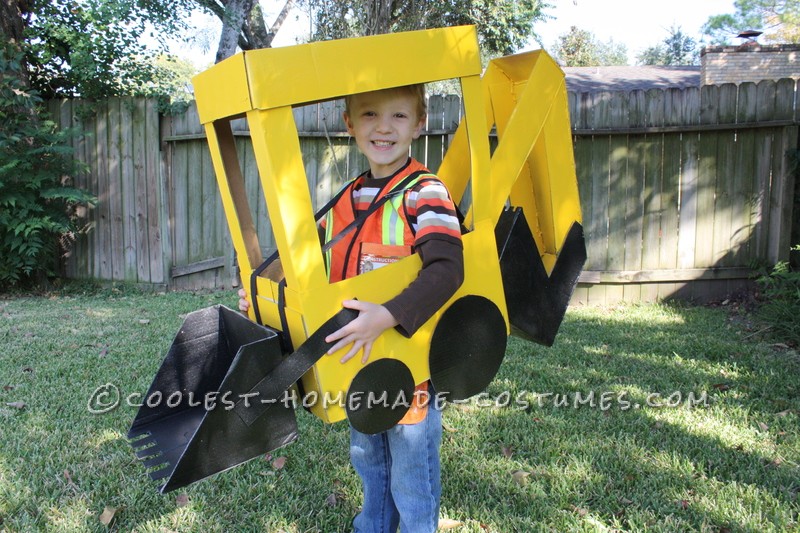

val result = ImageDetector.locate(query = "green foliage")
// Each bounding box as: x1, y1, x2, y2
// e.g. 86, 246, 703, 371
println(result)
755, 249, 800, 346
0, 46, 94, 287
553, 26, 628, 66
300, 0, 550, 56
25, 0, 199, 99
702, 0, 800, 44
637, 25, 699, 66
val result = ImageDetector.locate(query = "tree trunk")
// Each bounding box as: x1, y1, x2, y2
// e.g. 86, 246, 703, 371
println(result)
212, 0, 295, 62
243, 1, 271, 48
215, 0, 254, 62
1, 0, 27, 46
1, 0, 31, 86
365, 0, 394, 35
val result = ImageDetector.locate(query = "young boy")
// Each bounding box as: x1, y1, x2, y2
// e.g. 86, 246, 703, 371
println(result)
240, 84, 463, 532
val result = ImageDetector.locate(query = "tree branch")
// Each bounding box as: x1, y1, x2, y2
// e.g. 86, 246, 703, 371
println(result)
267, 0, 295, 45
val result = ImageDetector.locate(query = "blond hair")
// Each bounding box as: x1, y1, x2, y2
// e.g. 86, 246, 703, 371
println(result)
344, 84, 427, 121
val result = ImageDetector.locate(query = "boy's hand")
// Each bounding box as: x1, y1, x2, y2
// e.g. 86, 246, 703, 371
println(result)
237, 288, 250, 314
325, 300, 399, 364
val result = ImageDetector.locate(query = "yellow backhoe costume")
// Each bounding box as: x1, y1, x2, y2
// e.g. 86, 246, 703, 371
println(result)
128, 26, 586, 493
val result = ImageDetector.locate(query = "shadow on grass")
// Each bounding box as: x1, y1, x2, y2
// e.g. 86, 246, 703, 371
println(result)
438, 303, 800, 531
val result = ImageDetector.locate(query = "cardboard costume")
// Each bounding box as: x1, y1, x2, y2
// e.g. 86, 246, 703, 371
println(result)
128, 26, 586, 493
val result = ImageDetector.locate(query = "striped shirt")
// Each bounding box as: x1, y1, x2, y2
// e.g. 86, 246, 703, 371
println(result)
353, 175, 462, 245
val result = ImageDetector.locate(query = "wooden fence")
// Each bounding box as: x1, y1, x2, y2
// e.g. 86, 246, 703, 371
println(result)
48, 78, 799, 304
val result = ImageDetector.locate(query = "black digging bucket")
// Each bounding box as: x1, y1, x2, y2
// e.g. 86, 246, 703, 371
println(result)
495, 207, 587, 346
127, 305, 297, 493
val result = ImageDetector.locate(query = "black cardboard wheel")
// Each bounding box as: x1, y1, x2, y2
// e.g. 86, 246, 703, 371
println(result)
429, 295, 507, 402
346, 358, 415, 434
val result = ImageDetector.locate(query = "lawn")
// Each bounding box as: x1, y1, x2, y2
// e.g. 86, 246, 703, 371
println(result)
0, 286, 798, 532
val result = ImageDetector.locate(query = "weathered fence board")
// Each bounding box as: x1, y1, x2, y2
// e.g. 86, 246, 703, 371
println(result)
51, 80, 799, 304
50, 98, 164, 285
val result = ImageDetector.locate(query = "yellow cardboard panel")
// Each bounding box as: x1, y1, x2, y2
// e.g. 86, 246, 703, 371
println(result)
295, 224, 507, 423
245, 26, 481, 110
193, 54, 251, 124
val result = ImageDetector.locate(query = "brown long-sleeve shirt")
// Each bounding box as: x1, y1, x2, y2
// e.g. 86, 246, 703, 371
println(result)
353, 167, 464, 337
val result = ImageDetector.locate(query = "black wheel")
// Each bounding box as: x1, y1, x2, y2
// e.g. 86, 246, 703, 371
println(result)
429, 295, 507, 402
346, 358, 415, 434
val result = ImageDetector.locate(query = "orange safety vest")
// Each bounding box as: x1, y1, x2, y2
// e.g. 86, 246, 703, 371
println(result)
323, 158, 436, 425
324, 158, 433, 283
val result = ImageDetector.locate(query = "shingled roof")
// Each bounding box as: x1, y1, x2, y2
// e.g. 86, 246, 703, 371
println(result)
563, 65, 701, 93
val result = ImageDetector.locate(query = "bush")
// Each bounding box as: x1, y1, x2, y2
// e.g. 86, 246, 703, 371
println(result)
0, 46, 94, 288
755, 245, 800, 347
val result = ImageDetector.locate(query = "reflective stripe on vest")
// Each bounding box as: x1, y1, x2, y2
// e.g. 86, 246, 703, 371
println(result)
322, 165, 435, 282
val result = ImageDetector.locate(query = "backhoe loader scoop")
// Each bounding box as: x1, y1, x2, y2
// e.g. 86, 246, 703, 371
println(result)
127, 305, 297, 493
495, 208, 586, 346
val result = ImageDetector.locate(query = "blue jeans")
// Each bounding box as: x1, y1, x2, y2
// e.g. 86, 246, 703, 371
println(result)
350, 404, 442, 533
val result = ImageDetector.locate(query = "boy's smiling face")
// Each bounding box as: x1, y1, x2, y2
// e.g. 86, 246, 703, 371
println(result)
343, 88, 425, 179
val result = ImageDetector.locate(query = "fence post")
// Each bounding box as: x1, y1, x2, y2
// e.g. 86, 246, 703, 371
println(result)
159, 111, 174, 289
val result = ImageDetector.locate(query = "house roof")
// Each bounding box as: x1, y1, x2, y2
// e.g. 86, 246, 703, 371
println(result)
562, 65, 701, 93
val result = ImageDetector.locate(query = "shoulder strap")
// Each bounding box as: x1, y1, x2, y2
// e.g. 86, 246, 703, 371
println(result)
248, 171, 424, 327
320, 170, 427, 254
315, 176, 359, 223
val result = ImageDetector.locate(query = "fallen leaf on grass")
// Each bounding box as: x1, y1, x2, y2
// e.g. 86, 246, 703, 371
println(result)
3, 385, 14, 391
776, 409, 794, 417
437, 518, 463, 529
176, 493, 189, 507
500, 444, 513, 459
712, 383, 731, 391
570, 505, 588, 517
325, 493, 338, 507
272, 456, 287, 470
63, 469, 79, 492
6, 401, 25, 410
676, 499, 689, 509
98, 506, 118, 526
511, 470, 530, 485
757, 421, 769, 432
99, 345, 109, 357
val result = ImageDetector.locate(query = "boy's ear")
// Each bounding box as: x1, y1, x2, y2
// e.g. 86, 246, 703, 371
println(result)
412, 115, 425, 139
343, 112, 355, 136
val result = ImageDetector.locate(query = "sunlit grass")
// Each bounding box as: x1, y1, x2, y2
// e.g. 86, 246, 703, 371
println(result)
0, 288, 798, 531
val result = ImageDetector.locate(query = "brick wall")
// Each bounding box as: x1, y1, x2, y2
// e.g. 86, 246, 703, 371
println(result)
701, 44, 800, 85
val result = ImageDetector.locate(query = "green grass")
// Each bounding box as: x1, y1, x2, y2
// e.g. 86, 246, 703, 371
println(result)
1, 287, 798, 532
